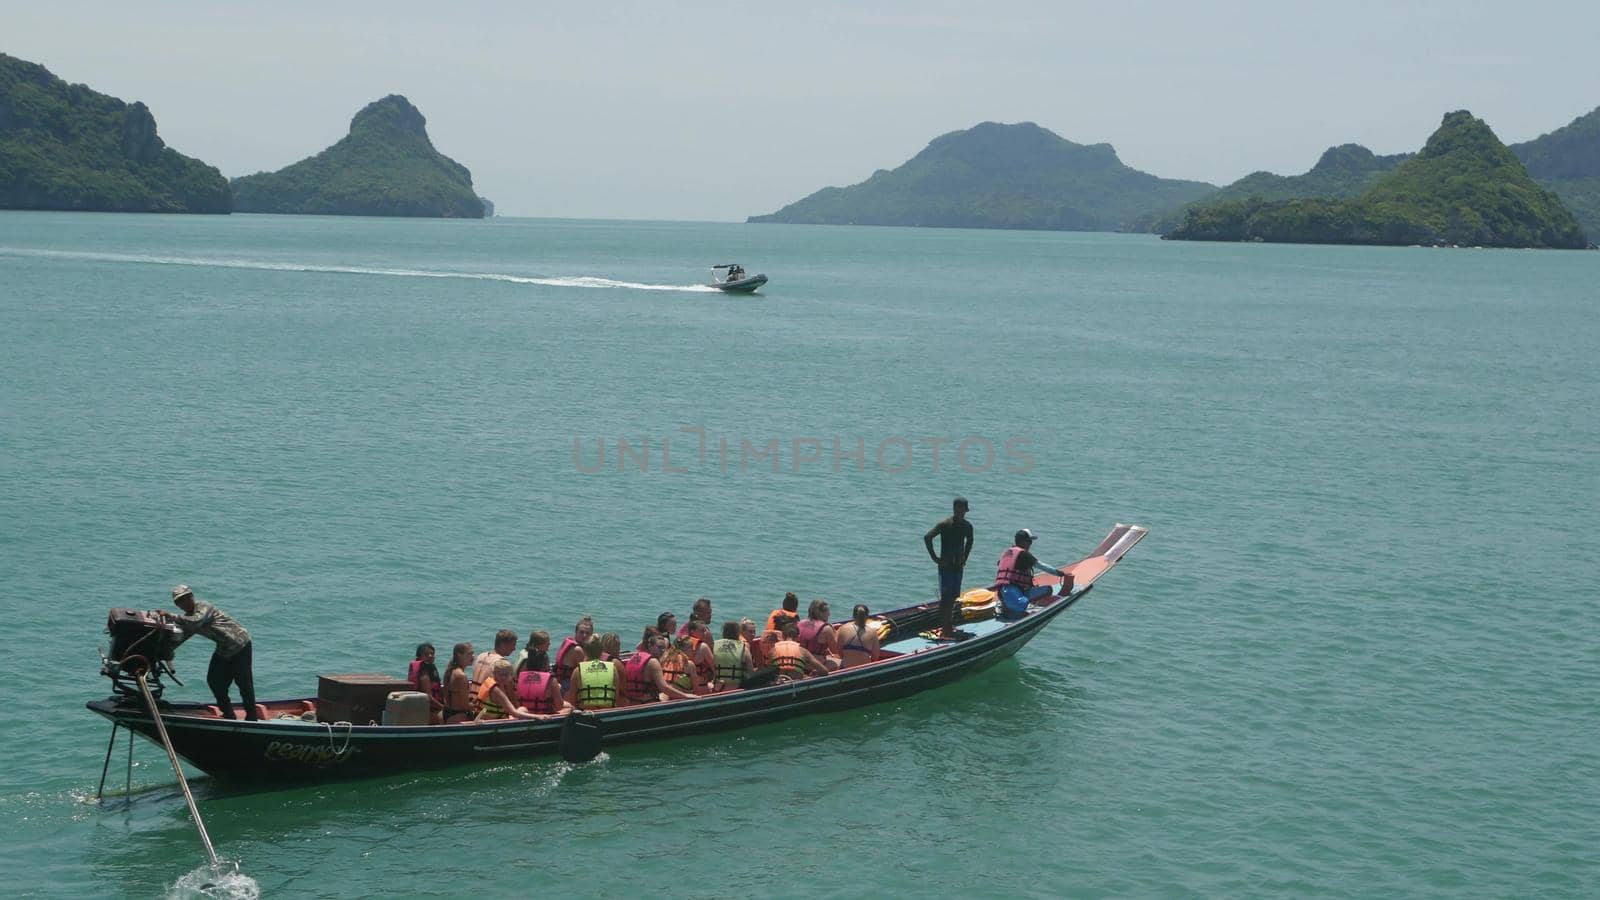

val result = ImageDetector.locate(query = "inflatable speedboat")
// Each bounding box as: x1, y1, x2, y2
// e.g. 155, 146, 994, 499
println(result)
710, 263, 767, 293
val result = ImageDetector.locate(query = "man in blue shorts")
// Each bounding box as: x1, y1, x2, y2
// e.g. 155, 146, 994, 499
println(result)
992, 529, 1072, 620
923, 497, 974, 639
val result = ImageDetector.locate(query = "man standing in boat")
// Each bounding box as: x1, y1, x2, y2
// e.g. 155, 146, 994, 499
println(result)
161, 584, 258, 721
924, 497, 974, 639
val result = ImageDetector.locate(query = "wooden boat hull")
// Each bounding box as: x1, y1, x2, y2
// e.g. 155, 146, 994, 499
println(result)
86, 524, 1146, 783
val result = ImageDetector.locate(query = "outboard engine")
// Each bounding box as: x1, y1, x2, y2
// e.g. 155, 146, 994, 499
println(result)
101, 608, 184, 700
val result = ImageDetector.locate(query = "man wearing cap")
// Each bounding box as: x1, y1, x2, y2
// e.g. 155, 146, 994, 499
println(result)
924, 497, 975, 639
162, 585, 258, 721
992, 529, 1073, 620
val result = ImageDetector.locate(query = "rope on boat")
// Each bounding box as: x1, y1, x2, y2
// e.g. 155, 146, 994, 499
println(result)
135, 670, 220, 869
323, 720, 353, 756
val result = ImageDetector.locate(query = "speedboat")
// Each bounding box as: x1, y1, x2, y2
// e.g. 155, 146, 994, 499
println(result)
710, 263, 767, 293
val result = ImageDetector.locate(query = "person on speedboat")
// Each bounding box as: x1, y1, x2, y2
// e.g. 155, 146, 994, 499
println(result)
992, 529, 1073, 620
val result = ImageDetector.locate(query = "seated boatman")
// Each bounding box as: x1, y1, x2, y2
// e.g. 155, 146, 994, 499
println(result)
161, 584, 258, 721
992, 528, 1073, 620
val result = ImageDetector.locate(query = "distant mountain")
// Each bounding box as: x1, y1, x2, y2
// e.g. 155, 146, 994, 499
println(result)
0, 53, 230, 213
1150, 144, 1410, 233
1511, 106, 1600, 239
1165, 111, 1588, 249
232, 95, 483, 218
748, 121, 1216, 232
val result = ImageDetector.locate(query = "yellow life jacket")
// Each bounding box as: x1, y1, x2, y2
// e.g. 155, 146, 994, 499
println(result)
575, 659, 617, 709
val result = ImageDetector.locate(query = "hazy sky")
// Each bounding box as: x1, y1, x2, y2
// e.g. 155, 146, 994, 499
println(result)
6, 1, 1598, 220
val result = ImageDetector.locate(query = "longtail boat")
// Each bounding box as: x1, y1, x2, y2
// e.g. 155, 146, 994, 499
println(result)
87, 524, 1146, 783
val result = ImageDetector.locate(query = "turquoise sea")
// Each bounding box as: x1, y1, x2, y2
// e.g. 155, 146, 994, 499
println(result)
1, 212, 1596, 898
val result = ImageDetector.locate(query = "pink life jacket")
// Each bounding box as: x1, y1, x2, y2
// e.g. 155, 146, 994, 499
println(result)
994, 546, 1033, 589
516, 670, 555, 713
623, 652, 657, 702
797, 619, 828, 655
554, 637, 580, 681
408, 659, 442, 701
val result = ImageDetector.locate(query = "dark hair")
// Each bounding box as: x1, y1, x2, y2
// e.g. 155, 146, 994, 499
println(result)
656, 611, 677, 632
641, 626, 661, 648
692, 597, 712, 620
774, 612, 799, 633
782, 591, 799, 612
853, 604, 869, 628
495, 629, 517, 650
525, 630, 549, 653
519, 647, 551, 675
781, 622, 800, 640
583, 635, 604, 661
413, 643, 441, 691
722, 621, 741, 639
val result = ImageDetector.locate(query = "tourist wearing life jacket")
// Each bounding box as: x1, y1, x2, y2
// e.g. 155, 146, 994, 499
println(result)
476, 660, 537, 721
511, 629, 549, 675
712, 621, 753, 690
472, 629, 518, 693
797, 599, 840, 670
514, 642, 567, 715
554, 615, 595, 691
765, 592, 801, 633
992, 528, 1072, 620
924, 496, 974, 639
768, 622, 829, 681
660, 635, 701, 695
408, 642, 446, 724
624, 631, 698, 704
678, 597, 713, 641
835, 604, 881, 669
687, 621, 717, 689
565, 655, 625, 710
740, 618, 770, 669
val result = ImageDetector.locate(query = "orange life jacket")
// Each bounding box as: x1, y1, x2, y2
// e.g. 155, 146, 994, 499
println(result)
772, 640, 807, 678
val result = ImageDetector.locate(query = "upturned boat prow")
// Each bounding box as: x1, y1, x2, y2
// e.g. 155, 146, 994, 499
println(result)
86, 523, 1147, 785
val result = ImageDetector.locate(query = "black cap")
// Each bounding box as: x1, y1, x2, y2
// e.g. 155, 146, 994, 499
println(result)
953, 496, 969, 509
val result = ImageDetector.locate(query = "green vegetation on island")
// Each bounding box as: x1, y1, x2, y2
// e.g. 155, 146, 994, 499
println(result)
231, 95, 483, 218
748, 121, 1216, 232
1149, 144, 1410, 233
0, 53, 230, 213
1164, 112, 1588, 249
1510, 106, 1600, 240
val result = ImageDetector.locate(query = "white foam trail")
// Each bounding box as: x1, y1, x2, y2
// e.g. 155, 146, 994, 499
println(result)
166, 861, 260, 900
0, 247, 720, 293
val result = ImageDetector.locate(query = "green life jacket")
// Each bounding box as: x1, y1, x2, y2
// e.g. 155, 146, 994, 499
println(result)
713, 638, 747, 682
575, 660, 617, 709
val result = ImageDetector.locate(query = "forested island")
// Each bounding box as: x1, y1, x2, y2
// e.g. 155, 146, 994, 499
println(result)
1163, 112, 1588, 249
748, 121, 1216, 232
1510, 106, 1600, 240
0, 53, 230, 213
1149, 144, 1411, 234
231, 95, 484, 218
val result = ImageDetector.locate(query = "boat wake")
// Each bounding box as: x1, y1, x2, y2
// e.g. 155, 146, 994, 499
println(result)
0, 248, 720, 293
166, 861, 259, 900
